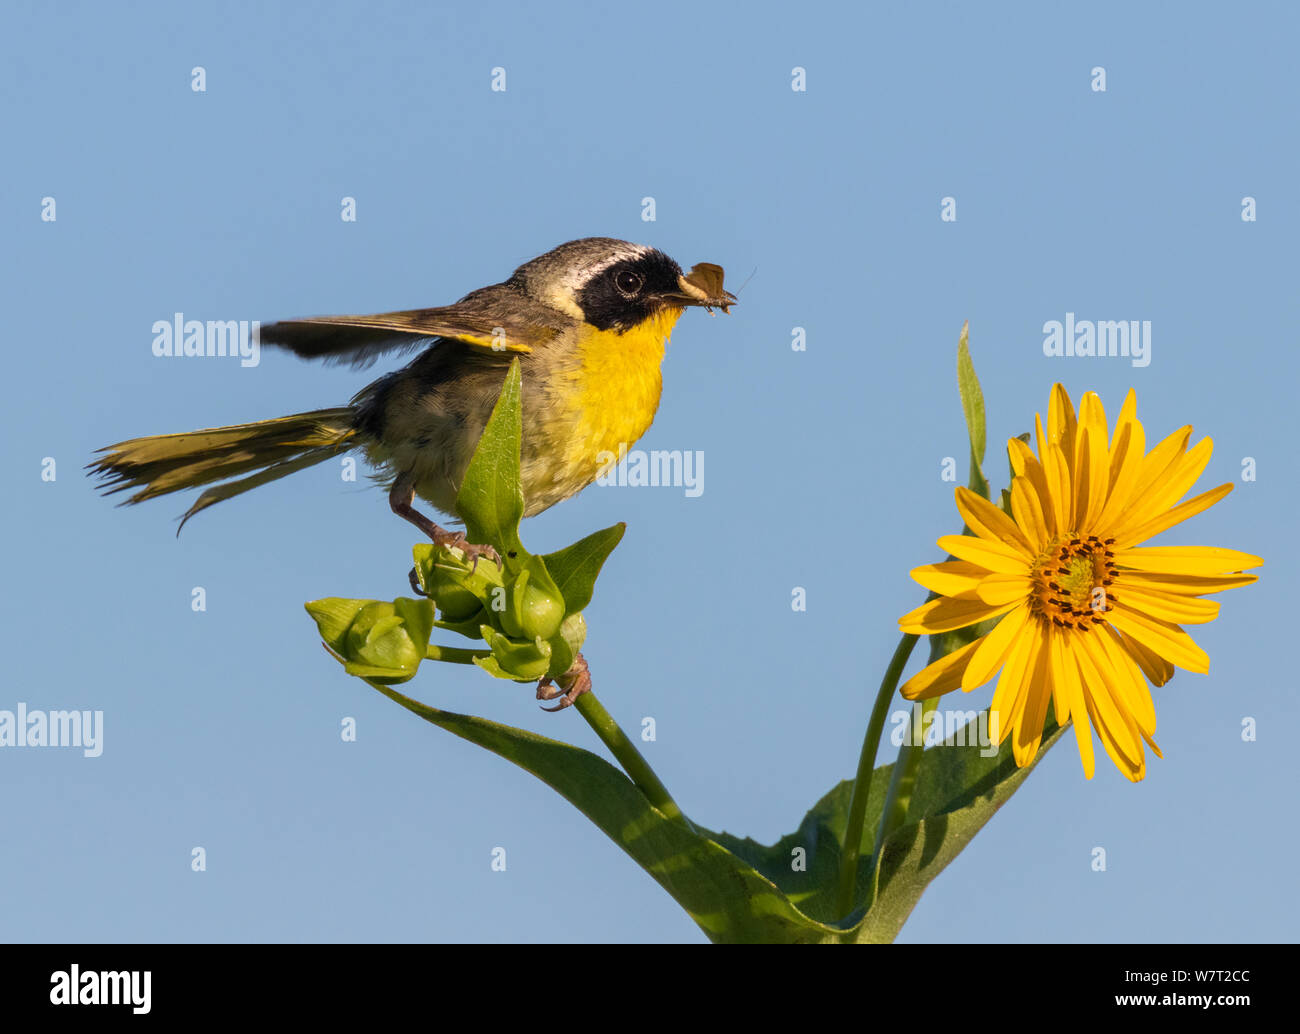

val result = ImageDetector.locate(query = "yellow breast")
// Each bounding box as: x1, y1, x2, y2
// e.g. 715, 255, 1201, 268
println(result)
522, 307, 683, 515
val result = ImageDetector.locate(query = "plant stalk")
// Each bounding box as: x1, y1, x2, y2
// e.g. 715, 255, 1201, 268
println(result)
835, 632, 919, 919
875, 696, 937, 850
575, 692, 690, 829
425, 644, 491, 664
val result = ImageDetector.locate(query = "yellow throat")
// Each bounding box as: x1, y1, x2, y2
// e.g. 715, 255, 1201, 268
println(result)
577, 305, 681, 445
528, 306, 683, 513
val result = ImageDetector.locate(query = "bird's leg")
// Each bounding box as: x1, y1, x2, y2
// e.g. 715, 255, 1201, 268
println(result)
388, 477, 501, 569
536, 652, 592, 711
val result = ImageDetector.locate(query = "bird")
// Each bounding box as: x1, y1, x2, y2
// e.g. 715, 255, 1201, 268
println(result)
89, 237, 735, 564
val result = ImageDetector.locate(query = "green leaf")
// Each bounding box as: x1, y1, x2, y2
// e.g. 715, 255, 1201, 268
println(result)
540, 523, 626, 615
706, 711, 1066, 941
364, 681, 842, 943
364, 677, 1064, 942
857, 717, 1065, 943
455, 359, 525, 560
956, 321, 990, 500
707, 765, 890, 928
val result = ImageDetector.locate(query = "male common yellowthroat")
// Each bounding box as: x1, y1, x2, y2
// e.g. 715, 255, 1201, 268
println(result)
90, 238, 734, 561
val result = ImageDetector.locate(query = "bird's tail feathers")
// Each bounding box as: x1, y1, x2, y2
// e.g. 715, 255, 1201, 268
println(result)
88, 408, 358, 533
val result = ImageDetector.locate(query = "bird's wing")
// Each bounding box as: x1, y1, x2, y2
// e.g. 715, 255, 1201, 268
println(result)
260, 285, 562, 368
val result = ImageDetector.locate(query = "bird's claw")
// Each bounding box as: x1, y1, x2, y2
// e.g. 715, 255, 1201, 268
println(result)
537, 653, 592, 712
433, 530, 501, 571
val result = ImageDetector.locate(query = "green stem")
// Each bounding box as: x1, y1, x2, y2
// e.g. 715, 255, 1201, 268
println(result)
835, 632, 919, 919
575, 692, 690, 829
425, 644, 491, 664
875, 696, 936, 850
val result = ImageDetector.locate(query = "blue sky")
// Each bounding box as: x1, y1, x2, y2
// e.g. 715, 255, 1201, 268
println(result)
1, 0, 1294, 942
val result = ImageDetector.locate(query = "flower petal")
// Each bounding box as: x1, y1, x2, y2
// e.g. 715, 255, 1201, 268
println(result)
1107, 389, 1141, 467
1013, 625, 1054, 766
1009, 437, 1057, 537
955, 486, 1035, 557
974, 573, 1033, 606
909, 560, 987, 597
1094, 399, 1146, 533
1127, 424, 1192, 504
936, 534, 1030, 575
1119, 570, 1260, 596
1094, 625, 1157, 736
989, 624, 1041, 745
1057, 637, 1096, 779
1073, 393, 1110, 529
1074, 629, 1144, 769
1114, 546, 1263, 576
1081, 691, 1145, 782
899, 595, 1021, 634
1009, 475, 1050, 548
1114, 436, 1214, 536
1111, 583, 1221, 625
1104, 605, 1210, 674
899, 638, 982, 700
1117, 629, 1175, 687
1112, 483, 1234, 550
1041, 438, 1073, 533
1046, 384, 1078, 461
962, 604, 1032, 690
1048, 623, 1071, 725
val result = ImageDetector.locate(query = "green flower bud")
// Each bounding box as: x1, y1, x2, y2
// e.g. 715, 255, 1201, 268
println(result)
343, 602, 421, 669
432, 614, 489, 641
477, 625, 553, 681
413, 543, 504, 625
305, 597, 433, 685
545, 612, 587, 679
497, 556, 565, 642
432, 580, 487, 624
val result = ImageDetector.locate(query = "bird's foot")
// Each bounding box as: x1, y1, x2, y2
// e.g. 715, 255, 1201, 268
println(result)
537, 653, 592, 712
432, 528, 501, 571
390, 481, 501, 571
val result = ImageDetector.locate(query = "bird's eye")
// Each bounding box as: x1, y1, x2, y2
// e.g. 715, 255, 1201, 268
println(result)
614, 269, 644, 297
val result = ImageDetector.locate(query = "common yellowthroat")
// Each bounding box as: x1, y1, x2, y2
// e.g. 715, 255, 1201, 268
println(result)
90, 238, 735, 562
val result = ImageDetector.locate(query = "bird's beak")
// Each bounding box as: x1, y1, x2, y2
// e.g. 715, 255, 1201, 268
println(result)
666, 262, 737, 313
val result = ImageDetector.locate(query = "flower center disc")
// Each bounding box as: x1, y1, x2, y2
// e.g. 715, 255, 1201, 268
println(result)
1031, 533, 1118, 631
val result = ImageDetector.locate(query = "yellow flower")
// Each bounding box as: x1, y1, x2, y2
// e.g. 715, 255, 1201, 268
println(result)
898, 385, 1261, 781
